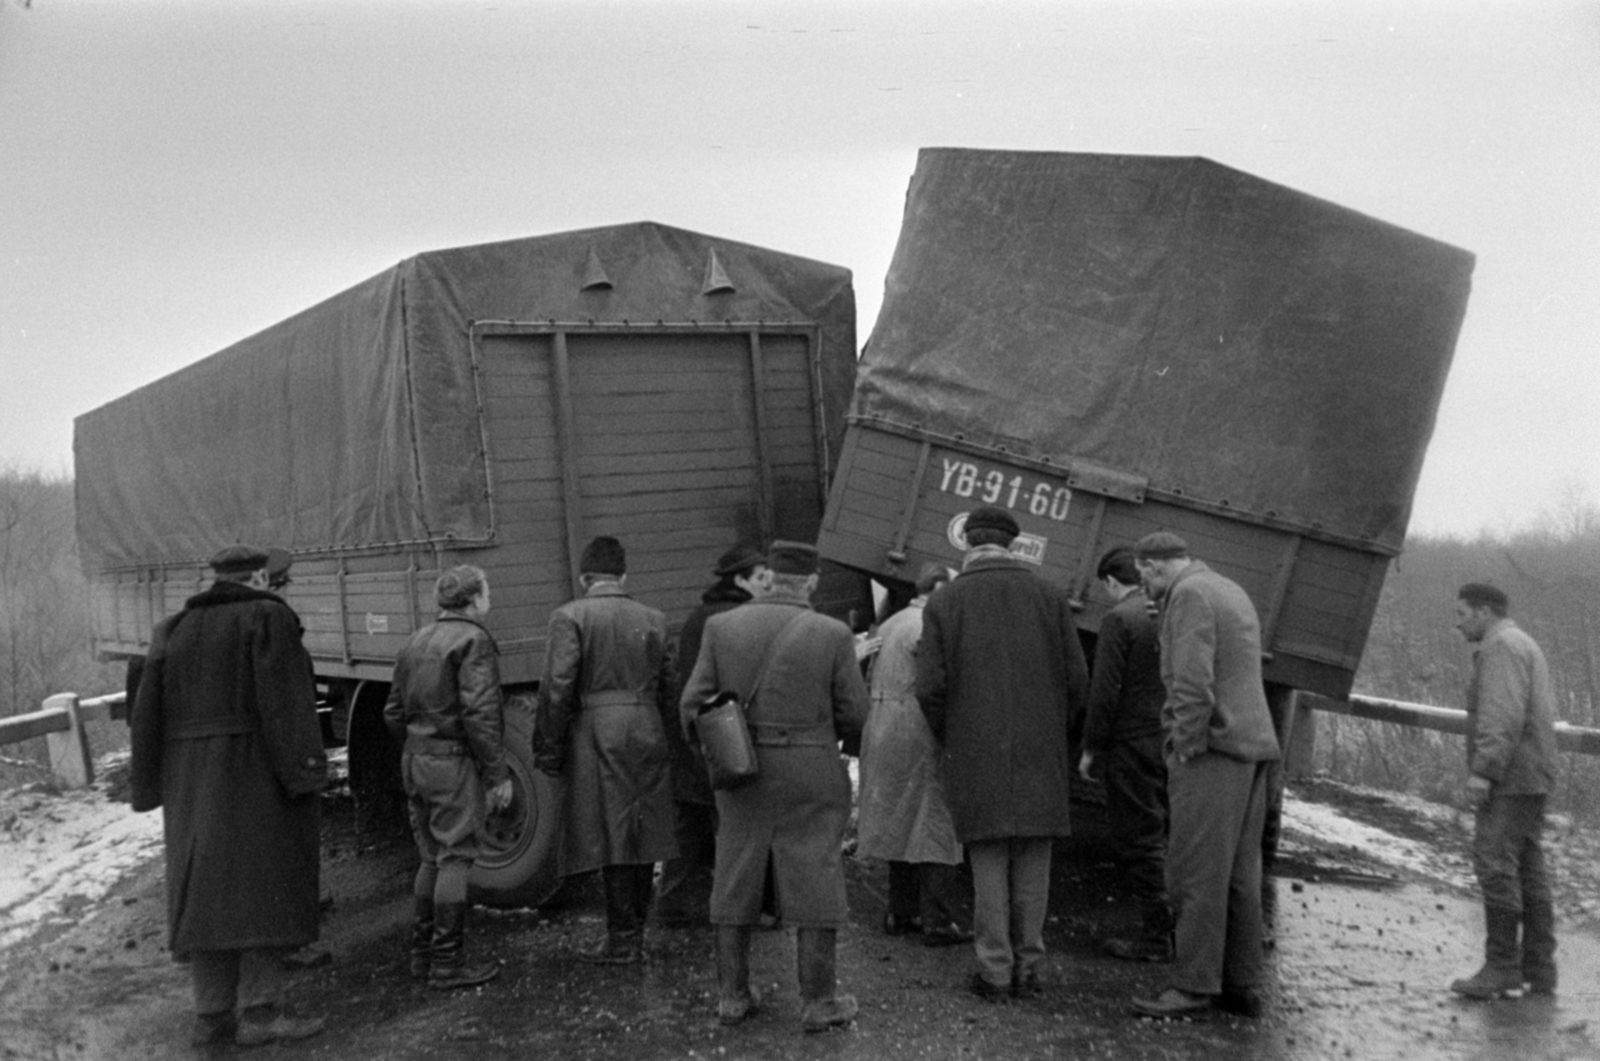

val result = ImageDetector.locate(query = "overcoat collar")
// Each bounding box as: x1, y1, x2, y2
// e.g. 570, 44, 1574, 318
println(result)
184, 580, 279, 610
582, 580, 630, 601
960, 545, 1029, 574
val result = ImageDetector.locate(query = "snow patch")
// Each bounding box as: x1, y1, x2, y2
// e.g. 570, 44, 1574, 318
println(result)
0, 760, 164, 949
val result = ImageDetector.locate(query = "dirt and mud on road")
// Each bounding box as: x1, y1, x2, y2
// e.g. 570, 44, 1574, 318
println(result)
4, 766, 1600, 1061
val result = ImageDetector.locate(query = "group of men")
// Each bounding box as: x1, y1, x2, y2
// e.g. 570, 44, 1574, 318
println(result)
128, 508, 1561, 1046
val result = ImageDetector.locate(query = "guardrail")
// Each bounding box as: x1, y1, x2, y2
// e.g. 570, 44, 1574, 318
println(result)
0, 692, 127, 788
5, 689, 1600, 793
1290, 691, 1600, 762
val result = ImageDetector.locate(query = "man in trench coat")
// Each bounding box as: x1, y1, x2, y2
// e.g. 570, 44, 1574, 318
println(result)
916, 506, 1090, 1002
678, 540, 870, 1032
535, 535, 678, 964
130, 545, 327, 1047
857, 562, 971, 945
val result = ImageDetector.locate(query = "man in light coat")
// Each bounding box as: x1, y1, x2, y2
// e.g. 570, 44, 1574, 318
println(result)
130, 545, 327, 1047
679, 540, 870, 1032
1449, 582, 1559, 999
384, 565, 512, 990
916, 506, 1090, 1002
1129, 532, 1279, 1019
858, 562, 970, 945
535, 535, 677, 964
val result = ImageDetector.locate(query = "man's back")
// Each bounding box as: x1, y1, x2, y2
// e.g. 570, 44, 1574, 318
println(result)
916, 554, 1088, 843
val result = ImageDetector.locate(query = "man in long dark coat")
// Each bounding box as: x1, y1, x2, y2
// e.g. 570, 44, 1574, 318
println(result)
535, 535, 678, 964
130, 545, 327, 1047
656, 542, 770, 927
679, 540, 870, 1033
916, 505, 1090, 1002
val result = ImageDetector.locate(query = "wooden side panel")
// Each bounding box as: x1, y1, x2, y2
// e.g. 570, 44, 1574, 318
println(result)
817, 423, 1384, 698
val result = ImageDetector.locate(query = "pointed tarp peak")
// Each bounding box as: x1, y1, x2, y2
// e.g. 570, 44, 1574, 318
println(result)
581, 245, 613, 291
701, 247, 735, 295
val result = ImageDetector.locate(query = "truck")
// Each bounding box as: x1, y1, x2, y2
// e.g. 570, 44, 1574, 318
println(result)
75, 221, 863, 905
818, 148, 1475, 832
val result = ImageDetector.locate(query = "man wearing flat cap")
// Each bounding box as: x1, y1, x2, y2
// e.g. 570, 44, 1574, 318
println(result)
1448, 582, 1558, 999
916, 506, 1089, 1002
1128, 532, 1278, 1019
534, 535, 677, 964
130, 545, 328, 1046
657, 543, 772, 927
679, 539, 870, 1032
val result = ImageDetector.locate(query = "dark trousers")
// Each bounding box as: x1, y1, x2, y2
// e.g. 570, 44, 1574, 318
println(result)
1103, 733, 1171, 936
656, 800, 717, 924
887, 859, 966, 927
1166, 754, 1269, 996
1473, 792, 1556, 977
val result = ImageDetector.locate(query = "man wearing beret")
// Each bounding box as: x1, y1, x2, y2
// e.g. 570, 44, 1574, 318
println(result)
1129, 532, 1279, 1019
679, 540, 870, 1032
535, 535, 678, 964
130, 545, 328, 1046
384, 565, 512, 990
1449, 582, 1559, 999
916, 506, 1090, 1002
656, 543, 772, 928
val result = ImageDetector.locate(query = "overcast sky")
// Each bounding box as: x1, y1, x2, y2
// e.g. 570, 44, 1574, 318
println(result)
2, 0, 1596, 540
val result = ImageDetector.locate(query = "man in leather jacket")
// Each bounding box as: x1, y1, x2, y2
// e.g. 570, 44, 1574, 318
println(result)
384, 565, 512, 989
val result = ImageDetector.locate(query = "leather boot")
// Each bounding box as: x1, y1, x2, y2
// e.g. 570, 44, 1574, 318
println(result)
1450, 905, 1524, 999
1522, 897, 1558, 995
428, 901, 500, 990
409, 895, 434, 980
797, 927, 858, 1032
632, 864, 656, 934
581, 866, 643, 964
716, 925, 760, 1025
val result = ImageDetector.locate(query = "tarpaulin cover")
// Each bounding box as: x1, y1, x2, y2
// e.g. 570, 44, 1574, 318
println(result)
76, 222, 855, 569
854, 149, 1474, 552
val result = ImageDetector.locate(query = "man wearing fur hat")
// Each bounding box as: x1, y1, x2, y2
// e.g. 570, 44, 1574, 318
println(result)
535, 535, 678, 964
678, 540, 870, 1032
916, 505, 1089, 1002
1128, 532, 1279, 1019
656, 543, 772, 927
130, 545, 328, 1047
1449, 582, 1558, 999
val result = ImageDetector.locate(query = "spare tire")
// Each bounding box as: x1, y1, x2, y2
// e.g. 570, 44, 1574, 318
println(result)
469, 694, 565, 907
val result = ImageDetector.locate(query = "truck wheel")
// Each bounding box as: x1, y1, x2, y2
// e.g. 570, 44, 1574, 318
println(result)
346, 680, 406, 839
470, 694, 564, 908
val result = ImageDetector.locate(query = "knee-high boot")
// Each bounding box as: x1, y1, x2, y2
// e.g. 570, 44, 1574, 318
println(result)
428, 902, 500, 990
581, 866, 644, 964
716, 925, 759, 1024
1522, 898, 1558, 995
1450, 905, 1525, 999
797, 927, 857, 1033
408, 894, 435, 980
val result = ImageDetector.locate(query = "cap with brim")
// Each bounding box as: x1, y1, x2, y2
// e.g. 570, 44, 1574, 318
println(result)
1458, 582, 1508, 609
265, 548, 293, 583
1133, 532, 1190, 560
210, 544, 269, 574
768, 540, 819, 576
964, 505, 1020, 539
714, 543, 767, 578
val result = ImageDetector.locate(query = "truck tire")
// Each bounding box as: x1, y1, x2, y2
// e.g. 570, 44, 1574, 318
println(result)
469, 694, 565, 908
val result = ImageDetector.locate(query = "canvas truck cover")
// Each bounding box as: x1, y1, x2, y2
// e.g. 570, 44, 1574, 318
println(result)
853, 149, 1475, 553
75, 222, 855, 570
